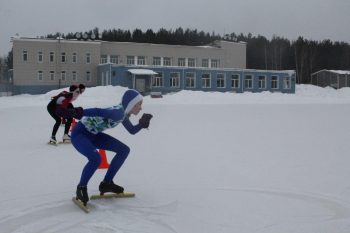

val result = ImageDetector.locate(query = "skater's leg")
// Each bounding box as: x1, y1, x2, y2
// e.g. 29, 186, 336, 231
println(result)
47, 106, 61, 137
52, 118, 61, 137
64, 103, 73, 135
64, 117, 72, 135
93, 133, 130, 182
71, 132, 101, 186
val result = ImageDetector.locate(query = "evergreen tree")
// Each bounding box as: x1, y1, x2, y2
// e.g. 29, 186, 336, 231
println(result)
35, 27, 350, 84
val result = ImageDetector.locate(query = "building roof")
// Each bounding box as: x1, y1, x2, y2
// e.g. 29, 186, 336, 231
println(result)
329, 70, 350, 75
128, 69, 158, 75
312, 69, 350, 76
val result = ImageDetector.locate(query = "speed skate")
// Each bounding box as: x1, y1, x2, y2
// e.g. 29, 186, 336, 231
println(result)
72, 192, 135, 213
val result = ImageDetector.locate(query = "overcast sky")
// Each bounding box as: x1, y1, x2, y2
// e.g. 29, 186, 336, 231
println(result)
1, 0, 349, 56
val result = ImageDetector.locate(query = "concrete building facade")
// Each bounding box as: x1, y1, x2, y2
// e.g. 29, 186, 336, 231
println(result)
12, 37, 295, 94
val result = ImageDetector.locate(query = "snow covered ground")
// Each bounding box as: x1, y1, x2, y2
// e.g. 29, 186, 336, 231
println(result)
1, 84, 350, 233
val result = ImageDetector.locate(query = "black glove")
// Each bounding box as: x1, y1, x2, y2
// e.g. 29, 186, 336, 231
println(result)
56, 106, 83, 119
139, 113, 153, 128
73, 107, 84, 120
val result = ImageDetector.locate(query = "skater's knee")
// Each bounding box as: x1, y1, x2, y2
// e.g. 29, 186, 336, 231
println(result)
116, 145, 130, 160
110, 144, 130, 156
54, 121, 61, 128
122, 145, 130, 157
125, 146, 130, 154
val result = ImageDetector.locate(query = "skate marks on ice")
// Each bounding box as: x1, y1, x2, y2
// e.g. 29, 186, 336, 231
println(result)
218, 188, 350, 221
0, 198, 85, 233
84, 196, 178, 233
214, 187, 350, 231
0, 194, 178, 233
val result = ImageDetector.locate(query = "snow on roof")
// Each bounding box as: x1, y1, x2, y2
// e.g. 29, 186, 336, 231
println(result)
312, 69, 350, 75
329, 70, 350, 75
128, 69, 158, 75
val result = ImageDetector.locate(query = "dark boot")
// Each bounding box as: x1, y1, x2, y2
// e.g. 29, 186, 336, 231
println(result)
99, 181, 124, 195
76, 186, 89, 205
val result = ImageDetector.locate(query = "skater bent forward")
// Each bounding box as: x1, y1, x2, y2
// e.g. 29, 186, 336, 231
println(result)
47, 84, 85, 144
69, 89, 152, 205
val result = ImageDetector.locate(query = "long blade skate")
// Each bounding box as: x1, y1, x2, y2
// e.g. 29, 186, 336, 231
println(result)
90, 192, 135, 200
48, 141, 58, 146
72, 197, 90, 213
58, 140, 71, 144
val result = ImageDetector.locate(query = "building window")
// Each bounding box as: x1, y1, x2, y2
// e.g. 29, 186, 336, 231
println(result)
110, 55, 118, 64
86, 71, 91, 82
23, 50, 28, 62
258, 75, 266, 89
153, 57, 161, 66
152, 72, 163, 87
72, 71, 77, 81
170, 72, 180, 88
202, 59, 209, 68
50, 52, 55, 63
245, 75, 253, 89
216, 73, 225, 88
271, 76, 278, 89
231, 74, 240, 88
49, 71, 55, 81
163, 57, 171, 66
211, 59, 219, 68
86, 53, 91, 64
188, 58, 196, 67
72, 53, 77, 63
127, 56, 135, 65
202, 73, 211, 88
186, 72, 196, 88
100, 55, 107, 64
37, 71, 43, 81
61, 71, 66, 81
61, 52, 66, 63
38, 52, 43, 63
283, 77, 291, 89
178, 58, 186, 67
137, 56, 145, 65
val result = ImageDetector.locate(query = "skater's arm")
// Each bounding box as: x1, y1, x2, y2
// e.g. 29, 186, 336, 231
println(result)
83, 108, 124, 121
122, 118, 142, 135
56, 106, 78, 118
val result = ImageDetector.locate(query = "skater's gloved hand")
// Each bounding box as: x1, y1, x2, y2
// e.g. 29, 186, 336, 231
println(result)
139, 113, 153, 128
73, 107, 84, 120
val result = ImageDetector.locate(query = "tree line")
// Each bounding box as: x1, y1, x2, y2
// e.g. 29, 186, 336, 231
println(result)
4, 27, 350, 84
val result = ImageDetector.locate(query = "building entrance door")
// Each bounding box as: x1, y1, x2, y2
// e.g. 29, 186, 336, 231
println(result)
135, 79, 146, 93
101, 71, 111, 86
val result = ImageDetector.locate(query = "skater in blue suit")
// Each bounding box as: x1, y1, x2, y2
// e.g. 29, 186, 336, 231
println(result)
64, 89, 152, 205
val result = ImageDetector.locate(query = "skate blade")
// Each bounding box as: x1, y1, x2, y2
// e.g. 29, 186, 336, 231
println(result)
58, 141, 71, 144
48, 142, 58, 146
90, 192, 135, 200
72, 197, 90, 213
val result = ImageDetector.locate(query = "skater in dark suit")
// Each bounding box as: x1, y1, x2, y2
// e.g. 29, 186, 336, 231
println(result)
47, 84, 85, 144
